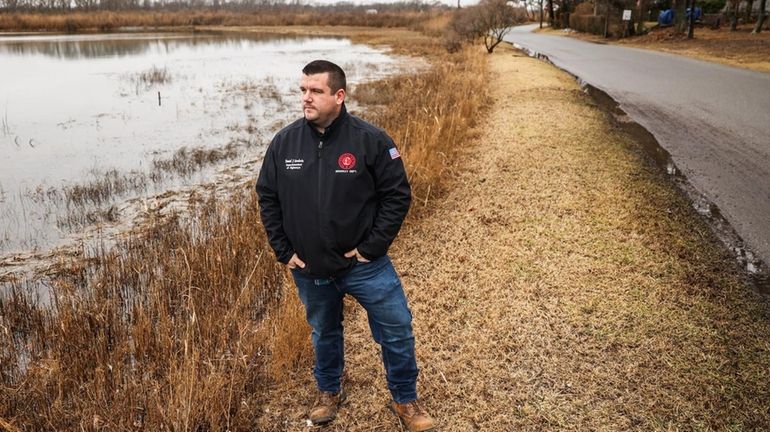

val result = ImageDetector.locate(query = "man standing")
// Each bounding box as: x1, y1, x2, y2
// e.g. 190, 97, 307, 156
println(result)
256, 60, 435, 431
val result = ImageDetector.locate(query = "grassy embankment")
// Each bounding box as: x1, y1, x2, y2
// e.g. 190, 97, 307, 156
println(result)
256, 43, 770, 430
0, 17, 489, 430
538, 24, 770, 73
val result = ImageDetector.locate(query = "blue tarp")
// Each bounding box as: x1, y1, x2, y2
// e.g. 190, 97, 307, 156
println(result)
658, 9, 674, 26
686, 6, 703, 21
658, 7, 702, 26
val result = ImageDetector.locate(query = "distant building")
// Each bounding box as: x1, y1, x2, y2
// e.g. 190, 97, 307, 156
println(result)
365, 8, 378, 14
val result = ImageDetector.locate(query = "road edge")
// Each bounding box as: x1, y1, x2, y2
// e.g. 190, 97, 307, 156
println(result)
508, 39, 769, 295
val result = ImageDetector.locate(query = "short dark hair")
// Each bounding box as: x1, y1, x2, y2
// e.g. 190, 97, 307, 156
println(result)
302, 60, 347, 93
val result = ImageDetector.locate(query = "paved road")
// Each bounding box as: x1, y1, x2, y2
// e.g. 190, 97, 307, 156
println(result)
505, 24, 770, 268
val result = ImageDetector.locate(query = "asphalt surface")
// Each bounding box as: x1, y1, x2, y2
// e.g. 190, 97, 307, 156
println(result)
504, 24, 770, 268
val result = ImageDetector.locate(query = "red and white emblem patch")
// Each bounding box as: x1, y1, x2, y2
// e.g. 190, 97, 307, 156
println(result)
338, 153, 356, 170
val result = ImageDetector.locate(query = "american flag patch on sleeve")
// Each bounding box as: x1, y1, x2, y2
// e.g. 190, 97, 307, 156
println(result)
389, 147, 401, 160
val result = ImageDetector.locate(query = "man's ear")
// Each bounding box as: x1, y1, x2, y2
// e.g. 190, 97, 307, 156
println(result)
336, 89, 346, 105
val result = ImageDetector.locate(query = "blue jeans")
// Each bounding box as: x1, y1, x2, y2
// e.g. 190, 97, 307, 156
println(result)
291, 255, 419, 404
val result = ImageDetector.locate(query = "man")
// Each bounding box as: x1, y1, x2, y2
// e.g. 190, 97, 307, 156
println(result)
256, 60, 435, 431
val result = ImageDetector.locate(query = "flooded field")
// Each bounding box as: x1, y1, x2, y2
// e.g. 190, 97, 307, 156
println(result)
0, 31, 407, 272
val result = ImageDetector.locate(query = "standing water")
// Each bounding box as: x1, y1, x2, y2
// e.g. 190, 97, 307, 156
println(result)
0, 31, 407, 269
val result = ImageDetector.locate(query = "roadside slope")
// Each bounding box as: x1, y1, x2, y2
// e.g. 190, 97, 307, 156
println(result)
257, 45, 770, 430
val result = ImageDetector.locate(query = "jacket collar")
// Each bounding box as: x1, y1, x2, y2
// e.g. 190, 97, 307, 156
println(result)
306, 103, 348, 139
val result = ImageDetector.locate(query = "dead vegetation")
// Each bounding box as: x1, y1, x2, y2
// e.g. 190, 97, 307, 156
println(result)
0, 25, 491, 430
3, 17, 767, 431
0, 10, 442, 33
22, 138, 258, 224
150, 141, 245, 179
0, 190, 286, 430
136, 65, 171, 85
254, 44, 770, 430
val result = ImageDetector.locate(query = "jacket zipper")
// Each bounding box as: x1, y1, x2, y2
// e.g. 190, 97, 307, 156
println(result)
317, 140, 324, 259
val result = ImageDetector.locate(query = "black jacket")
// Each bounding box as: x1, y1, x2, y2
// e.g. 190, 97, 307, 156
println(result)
256, 105, 411, 279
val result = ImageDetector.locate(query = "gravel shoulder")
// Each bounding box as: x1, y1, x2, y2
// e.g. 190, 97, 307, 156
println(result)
256, 45, 770, 431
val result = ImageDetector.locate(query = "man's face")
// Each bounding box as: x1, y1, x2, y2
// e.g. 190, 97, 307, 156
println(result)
300, 72, 344, 127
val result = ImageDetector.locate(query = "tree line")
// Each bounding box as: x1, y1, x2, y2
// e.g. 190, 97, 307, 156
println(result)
521, 0, 767, 35
0, 0, 432, 13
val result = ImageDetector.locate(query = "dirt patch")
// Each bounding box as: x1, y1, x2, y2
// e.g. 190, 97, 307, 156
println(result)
254, 44, 770, 430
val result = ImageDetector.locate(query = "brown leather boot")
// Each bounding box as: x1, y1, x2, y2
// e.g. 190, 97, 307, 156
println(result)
308, 389, 346, 425
390, 400, 435, 431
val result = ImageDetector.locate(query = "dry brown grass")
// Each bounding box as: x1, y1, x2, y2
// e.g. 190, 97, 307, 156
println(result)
0, 10, 437, 33
5, 19, 765, 431
0, 25, 491, 430
353, 52, 488, 210
253, 44, 770, 430
1, 190, 286, 430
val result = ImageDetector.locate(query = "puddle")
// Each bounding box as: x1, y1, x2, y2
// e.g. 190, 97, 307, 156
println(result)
511, 41, 770, 295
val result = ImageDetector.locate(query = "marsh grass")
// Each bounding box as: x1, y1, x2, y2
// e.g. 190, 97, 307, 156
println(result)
220, 78, 285, 109
0, 24, 488, 430
150, 141, 243, 179
1, 109, 11, 137
353, 47, 489, 208
1, 191, 285, 429
137, 65, 171, 85
258, 83, 283, 103
63, 168, 149, 207
19, 138, 260, 231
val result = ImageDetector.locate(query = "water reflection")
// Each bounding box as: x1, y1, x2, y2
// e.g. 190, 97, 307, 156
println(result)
0, 32, 328, 59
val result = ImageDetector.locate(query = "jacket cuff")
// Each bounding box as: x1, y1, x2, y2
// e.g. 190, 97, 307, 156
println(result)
356, 245, 382, 262
277, 250, 294, 265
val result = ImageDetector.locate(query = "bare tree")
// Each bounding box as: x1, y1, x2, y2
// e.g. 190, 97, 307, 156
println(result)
754, 0, 767, 31
674, 0, 688, 32
547, 0, 555, 25
637, 0, 647, 33
746, 0, 755, 21
729, 0, 740, 30
481, 0, 525, 52
540, 0, 544, 27
449, 0, 524, 53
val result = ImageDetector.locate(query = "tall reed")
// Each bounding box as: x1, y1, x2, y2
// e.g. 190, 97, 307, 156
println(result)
0, 25, 490, 430
1, 190, 286, 429
354, 46, 489, 210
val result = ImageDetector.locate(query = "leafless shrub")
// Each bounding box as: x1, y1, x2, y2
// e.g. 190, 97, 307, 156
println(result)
448, 0, 527, 53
